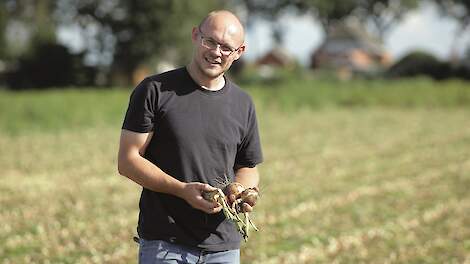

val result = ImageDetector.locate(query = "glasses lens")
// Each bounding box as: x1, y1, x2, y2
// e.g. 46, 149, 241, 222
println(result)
201, 37, 234, 56
202, 38, 216, 49
220, 46, 233, 54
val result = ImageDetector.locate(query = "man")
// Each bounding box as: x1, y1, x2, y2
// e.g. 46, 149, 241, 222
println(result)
118, 10, 263, 264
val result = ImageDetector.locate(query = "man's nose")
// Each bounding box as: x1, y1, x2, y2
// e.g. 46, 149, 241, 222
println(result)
210, 44, 223, 56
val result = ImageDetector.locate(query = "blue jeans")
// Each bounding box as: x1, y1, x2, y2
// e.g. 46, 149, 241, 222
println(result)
138, 239, 240, 264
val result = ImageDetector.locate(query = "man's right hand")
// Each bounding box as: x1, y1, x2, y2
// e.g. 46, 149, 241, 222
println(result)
178, 182, 222, 214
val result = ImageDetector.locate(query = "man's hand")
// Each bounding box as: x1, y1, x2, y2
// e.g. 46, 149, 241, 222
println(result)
239, 186, 259, 213
225, 182, 245, 205
179, 182, 222, 214
225, 183, 259, 213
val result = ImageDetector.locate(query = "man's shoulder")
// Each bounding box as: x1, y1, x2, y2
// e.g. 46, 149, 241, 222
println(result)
227, 80, 254, 103
134, 67, 189, 95
146, 67, 186, 83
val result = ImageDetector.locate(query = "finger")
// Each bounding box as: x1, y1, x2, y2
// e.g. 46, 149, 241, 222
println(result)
242, 203, 253, 213
228, 194, 236, 203
200, 201, 222, 214
197, 196, 220, 210
201, 183, 217, 192
245, 199, 257, 207
197, 195, 218, 206
209, 204, 223, 214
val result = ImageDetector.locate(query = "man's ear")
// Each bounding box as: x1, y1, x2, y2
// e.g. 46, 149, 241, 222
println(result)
233, 45, 246, 60
191, 27, 199, 43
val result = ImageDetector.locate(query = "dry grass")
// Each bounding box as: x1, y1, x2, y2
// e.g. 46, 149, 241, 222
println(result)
1, 92, 469, 263
243, 108, 470, 263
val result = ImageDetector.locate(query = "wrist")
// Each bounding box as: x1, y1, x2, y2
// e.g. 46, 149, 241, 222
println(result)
172, 181, 187, 199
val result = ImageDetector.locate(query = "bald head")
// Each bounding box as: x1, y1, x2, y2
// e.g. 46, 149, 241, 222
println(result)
187, 10, 246, 87
199, 10, 245, 45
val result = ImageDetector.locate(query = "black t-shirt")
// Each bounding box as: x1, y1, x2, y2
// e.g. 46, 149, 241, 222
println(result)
122, 67, 263, 251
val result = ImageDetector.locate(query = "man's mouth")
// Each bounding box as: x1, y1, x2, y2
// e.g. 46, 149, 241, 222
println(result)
205, 56, 221, 65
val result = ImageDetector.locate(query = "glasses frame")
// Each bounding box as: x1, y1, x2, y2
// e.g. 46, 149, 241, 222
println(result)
198, 26, 243, 57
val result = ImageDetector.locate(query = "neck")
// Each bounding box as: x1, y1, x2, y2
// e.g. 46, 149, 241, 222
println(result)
186, 61, 225, 90
201, 78, 225, 91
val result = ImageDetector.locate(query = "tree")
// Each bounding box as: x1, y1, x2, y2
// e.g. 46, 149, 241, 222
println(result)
0, 4, 7, 59
57, 0, 225, 85
0, 0, 56, 57
433, 0, 470, 57
236, 0, 420, 40
352, 0, 421, 40
6, 43, 78, 89
434, 0, 470, 29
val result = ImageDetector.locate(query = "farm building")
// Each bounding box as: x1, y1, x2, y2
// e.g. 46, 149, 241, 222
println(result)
255, 46, 296, 68
310, 21, 392, 79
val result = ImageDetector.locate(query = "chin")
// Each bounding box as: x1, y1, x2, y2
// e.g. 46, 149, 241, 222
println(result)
201, 66, 225, 78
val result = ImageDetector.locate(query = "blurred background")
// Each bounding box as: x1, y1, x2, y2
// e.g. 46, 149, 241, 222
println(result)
1, 1, 469, 263
0, 0, 469, 88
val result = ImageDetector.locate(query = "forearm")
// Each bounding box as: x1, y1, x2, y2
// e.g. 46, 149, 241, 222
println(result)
234, 167, 259, 189
117, 130, 220, 214
118, 154, 185, 197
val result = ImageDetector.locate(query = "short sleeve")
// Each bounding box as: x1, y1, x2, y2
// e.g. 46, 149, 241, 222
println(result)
235, 102, 263, 167
122, 78, 158, 133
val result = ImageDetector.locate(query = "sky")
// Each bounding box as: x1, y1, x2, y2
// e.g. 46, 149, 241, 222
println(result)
58, 2, 470, 66
244, 2, 470, 65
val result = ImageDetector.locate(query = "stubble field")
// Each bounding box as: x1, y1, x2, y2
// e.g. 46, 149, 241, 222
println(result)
1, 80, 469, 263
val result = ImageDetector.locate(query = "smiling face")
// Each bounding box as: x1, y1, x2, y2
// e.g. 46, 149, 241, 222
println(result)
189, 11, 245, 84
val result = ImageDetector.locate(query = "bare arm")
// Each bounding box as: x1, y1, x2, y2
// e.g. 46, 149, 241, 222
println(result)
117, 129, 221, 214
234, 166, 259, 190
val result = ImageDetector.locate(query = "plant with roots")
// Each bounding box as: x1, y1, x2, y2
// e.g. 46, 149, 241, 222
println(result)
202, 175, 259, 241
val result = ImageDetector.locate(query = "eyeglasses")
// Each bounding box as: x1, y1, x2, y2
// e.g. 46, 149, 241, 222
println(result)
198, 27, 242, 56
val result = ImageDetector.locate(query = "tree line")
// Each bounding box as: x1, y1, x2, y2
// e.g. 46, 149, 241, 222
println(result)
0, 0, 468, 89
